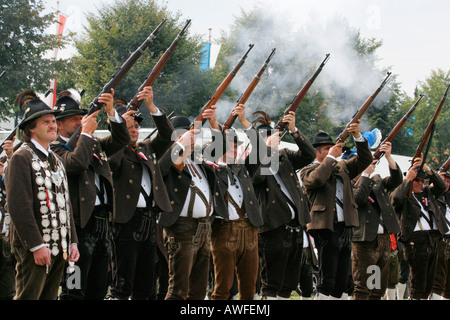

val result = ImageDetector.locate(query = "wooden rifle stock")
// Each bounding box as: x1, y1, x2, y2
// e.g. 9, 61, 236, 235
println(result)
439, 156, 450, 173
275, 54, 330, 134
223, 48, 276, 129
337, 72, 392, 143
127, 20, 191, 111
410, 84, 450, 165
372, 94, 424, 161
191, 44, 254, 128
66, 19, 167, 149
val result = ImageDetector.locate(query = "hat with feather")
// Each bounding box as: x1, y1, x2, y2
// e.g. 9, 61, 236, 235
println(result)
54, 89, 87, 119
16, 90, 60, 130
252, 111, 274, 136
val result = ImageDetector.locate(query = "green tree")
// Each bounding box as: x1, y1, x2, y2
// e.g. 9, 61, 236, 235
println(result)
61, 0, 218, 129
412, 69, 450, 168
0, 0, 66, 123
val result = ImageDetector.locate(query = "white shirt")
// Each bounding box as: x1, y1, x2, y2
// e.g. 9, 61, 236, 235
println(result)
179, 158, 211, 218
412, 193, 435, 231
218, 162, 244, 220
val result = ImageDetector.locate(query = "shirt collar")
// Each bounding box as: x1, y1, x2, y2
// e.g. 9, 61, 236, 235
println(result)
31, 139, 50, 157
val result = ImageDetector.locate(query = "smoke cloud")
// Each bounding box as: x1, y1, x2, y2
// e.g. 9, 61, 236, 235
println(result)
214, 4, 392, 132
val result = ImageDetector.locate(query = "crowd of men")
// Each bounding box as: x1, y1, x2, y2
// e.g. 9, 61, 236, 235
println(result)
0, 85, 449, 301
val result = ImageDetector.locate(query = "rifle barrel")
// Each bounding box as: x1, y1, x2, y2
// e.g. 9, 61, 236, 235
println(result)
223, 48, 276, 129
336, 71, 392, 143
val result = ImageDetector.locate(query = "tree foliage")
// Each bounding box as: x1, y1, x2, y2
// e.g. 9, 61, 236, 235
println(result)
60, 0, 219, 129
0, 0, 66, 124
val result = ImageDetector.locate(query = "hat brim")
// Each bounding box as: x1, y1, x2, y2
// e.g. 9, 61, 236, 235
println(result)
55, 109, 88, 119
19, 110, 61, 129
312, 141, 335, 148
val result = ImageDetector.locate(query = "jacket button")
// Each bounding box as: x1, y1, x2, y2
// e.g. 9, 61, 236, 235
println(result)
215, 192, 219, 196
174, 188, 178, 192
249, 201, 253, 205
85, 181, 89, 185
171, 200, 175, 205
155, 186, 158, 191
129, 180, 133, 184
131, 165, 135, 169
126, 195, 130, 199
272, 200, 276, 204
266, 188, 270, 192
178, 175, 182, 179
247, 187, 251, 191
80, 197, 85, 202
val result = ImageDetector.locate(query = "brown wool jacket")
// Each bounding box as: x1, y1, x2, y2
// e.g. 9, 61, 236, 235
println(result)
300, 138, 373, 234
108, 112, 174, 223
391, 170, 447, 242
51, 120, 130, 228
5, 142, 78, 250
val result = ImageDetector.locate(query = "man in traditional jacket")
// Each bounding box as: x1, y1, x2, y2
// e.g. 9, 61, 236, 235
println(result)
209, 104, 265, 300
300, 122, 372, 299
252, 111, 316, 300
431, 169, 450, 299
5, 92, 79, 300
52, 88, 130, 300
158, 106, 227, 300
391, 156, 447, 299
351, 141, 402, 299
107, 86, 173, 300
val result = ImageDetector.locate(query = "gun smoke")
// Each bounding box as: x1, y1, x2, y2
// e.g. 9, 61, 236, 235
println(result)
213, 5, 393, 133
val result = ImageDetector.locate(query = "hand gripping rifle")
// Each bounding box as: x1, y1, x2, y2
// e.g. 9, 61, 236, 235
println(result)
410, 84, 450, 167
275, 53, 330, 139
336, 72, 392, 143
222, 48, 276, 129
439, 156, 450, 173
66, 19, 167, 149
372, 94, 424, 162
191, 44, 254, 128
126, 20, 191, 112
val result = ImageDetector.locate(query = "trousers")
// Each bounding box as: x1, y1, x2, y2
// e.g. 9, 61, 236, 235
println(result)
164, 217, 211, 300
110, 208, 157, 300
210, 218, 258, 300
259, 224, 304, 298
351, 233, 391, 299
313, 222, 352, 298
404, 230, 440, 299
60, 205, 112, 300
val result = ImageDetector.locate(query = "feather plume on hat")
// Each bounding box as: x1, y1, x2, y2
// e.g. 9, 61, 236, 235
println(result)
251, 111, 272, 126
57, 88, 83, 104
14, 90, 39, 111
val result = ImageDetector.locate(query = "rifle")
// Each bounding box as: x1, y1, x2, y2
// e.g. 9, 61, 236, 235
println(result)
222, 48, 276, 129
66, 19, 167, 149
439, 156, 450, 173
191, 44, 254, 128
410, 84, 450, 166
336, 72, 392, 143
276, 53, 330, 137
0, 70, 5, 81
372, 94, 424, 161
126, 20, 191, 112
